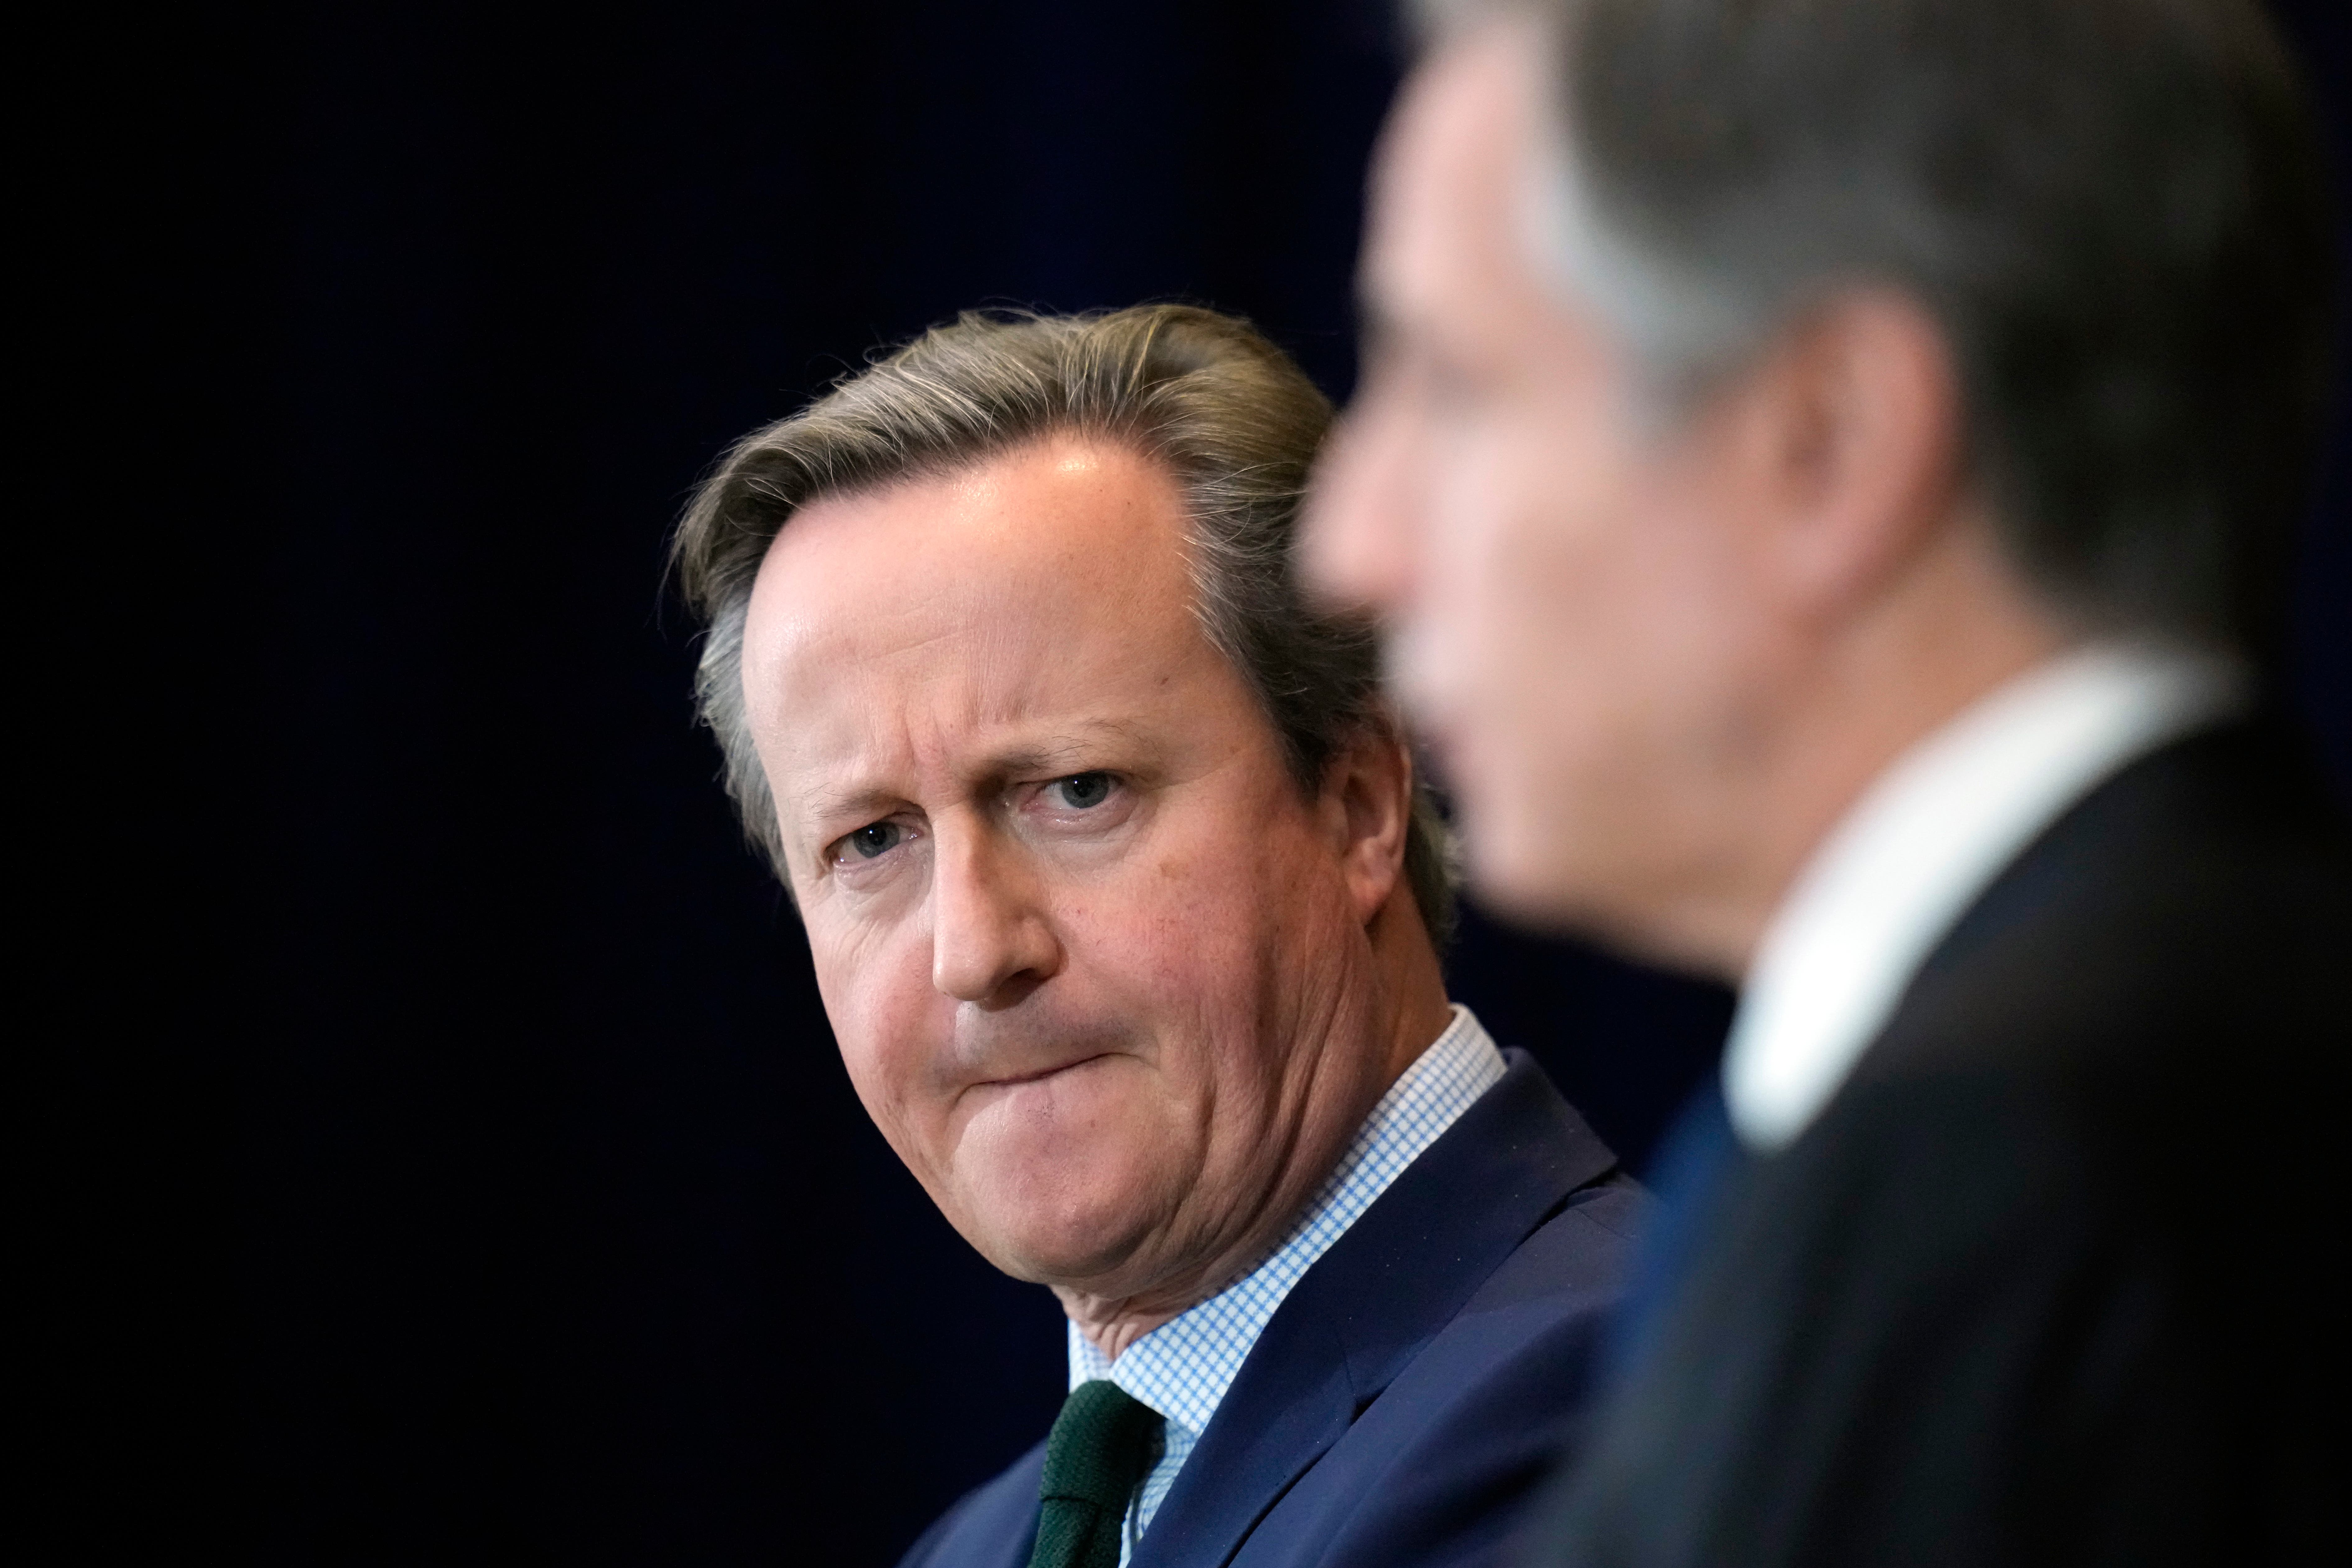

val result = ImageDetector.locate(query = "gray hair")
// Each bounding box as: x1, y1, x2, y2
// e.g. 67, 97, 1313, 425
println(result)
671, 303, 1457, 944
1437, 0, 2336, 654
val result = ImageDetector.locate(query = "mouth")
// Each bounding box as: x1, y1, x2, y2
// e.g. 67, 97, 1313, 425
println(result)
974, 1051, 1115, 1092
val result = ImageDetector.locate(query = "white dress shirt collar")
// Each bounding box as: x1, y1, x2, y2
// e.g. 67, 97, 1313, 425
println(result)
1723, 642, 2248, 1153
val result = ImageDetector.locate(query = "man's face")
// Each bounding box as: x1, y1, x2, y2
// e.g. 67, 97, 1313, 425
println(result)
1303, 23, 1789, 961
740, 437, 1394, 1303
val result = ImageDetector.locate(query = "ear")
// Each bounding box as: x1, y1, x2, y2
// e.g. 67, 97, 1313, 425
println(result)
1317, 719, 1416, 927
1734, 291, 1967, 620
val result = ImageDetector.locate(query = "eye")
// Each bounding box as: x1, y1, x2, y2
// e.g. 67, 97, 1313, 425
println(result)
842, 821, 903, 860
1050, 771, 1114, 809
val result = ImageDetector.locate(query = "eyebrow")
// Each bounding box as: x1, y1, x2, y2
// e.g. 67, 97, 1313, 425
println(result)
800, 783, 907, 829
795, 719, 1157, 828
984, 720, 1152, 778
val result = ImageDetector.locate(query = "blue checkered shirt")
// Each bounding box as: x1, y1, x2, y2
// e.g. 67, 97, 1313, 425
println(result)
1066, 1005, 1508, 1564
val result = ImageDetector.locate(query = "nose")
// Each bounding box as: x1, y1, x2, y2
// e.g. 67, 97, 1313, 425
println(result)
1299, 393, 1423, 616
929, 822, 1062, 1006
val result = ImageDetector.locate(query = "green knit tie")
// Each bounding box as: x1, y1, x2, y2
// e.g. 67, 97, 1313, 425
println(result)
1028, 1379, 1164, 1568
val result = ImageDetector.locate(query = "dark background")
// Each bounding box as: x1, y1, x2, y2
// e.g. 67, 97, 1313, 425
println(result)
204, 2, 2347, 1562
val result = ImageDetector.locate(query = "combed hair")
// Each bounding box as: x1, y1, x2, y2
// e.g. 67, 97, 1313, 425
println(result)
1440, 0, 2338, 655
671, 303, 1457, 944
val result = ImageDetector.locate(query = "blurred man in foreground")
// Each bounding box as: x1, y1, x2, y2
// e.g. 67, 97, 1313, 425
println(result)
1307, 0, 2346, 1561
673, 305, 1645, 1568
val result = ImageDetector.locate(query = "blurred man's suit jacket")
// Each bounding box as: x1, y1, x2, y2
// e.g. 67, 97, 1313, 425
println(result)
1528, 704, 2349, 1566
902, 1052, 1646, 1568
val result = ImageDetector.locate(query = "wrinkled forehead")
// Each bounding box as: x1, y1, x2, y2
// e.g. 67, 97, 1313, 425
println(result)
738, 436, 1244, 777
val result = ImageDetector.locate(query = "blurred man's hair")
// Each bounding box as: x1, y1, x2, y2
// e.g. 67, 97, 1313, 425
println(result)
672, 303, 1457, 944
1423, 0, 2336, 656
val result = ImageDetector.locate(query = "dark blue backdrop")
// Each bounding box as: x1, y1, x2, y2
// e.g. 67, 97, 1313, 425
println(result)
229, 2, 2346, 1562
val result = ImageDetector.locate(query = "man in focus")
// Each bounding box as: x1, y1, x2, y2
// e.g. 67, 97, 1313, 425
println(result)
1306, 1, 2346, 1562
672, 304, 1646, 1568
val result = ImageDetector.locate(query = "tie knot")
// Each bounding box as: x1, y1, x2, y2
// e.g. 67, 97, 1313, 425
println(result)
1028, 1379, 1165, 1568
1040, 1380, 1164, 1510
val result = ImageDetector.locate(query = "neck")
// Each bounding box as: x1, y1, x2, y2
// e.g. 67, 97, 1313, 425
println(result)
1673, 520, 2073, 978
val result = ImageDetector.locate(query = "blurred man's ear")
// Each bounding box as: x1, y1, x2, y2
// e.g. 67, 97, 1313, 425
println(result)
1728, 290, 1970, 623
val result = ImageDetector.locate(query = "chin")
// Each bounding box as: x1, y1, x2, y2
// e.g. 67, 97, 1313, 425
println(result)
1459, 795, 1584, 923
950, 1152, 1178, 1289
1468, 825, 1732, 977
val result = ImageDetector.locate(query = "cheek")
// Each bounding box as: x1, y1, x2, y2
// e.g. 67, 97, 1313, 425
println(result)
806, 915, 950, 1151
1063, 853, 1266, 1037
1421, 408, 1759, 886
1072, 802, 1352, 1068
1475, 414, 1747, 722
1425, 413, 1628, 726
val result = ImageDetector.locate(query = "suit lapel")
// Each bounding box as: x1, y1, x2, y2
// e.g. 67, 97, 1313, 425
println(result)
1129, 1053, 1619, 1568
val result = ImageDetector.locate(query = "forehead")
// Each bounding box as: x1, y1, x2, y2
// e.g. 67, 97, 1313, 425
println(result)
1366, 24, 1548, 327
740, 435, 1255, 799
754, 434, 1193, 637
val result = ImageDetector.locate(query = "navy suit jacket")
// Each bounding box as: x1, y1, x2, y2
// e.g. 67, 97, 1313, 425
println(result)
899, 1049, 1646, 1568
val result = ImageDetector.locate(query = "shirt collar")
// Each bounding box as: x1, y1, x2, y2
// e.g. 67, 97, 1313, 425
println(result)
1068, 1004, 1507, 1439
1723, 641, 2247, 1153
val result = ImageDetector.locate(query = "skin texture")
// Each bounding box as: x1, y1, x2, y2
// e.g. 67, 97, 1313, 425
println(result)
1301, 19, 2070, 979
740, 434, 1452, 1356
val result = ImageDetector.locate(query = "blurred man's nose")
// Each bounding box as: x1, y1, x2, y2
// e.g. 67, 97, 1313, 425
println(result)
1301, 391, 1423, 617
930, 824, 1061, 1007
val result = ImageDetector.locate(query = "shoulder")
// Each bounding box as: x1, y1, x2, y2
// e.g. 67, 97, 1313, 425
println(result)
1365, 1167, 1651, 1437
1370, 1054, 1651, 1393
1544, 725, 2351, 1564
1226, 1164, 1649, 1568
1854, 718, 2350, 1223
1584, 1044, 2342, 1562
1370, 1167, 1652, 1461
1462, 1168, 1650, 1315
1773, 722, 2352, 1422
1234, 1185, 1644, 1568
895, 1440, 1044, 1568
1880, 717, 2349, 1090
